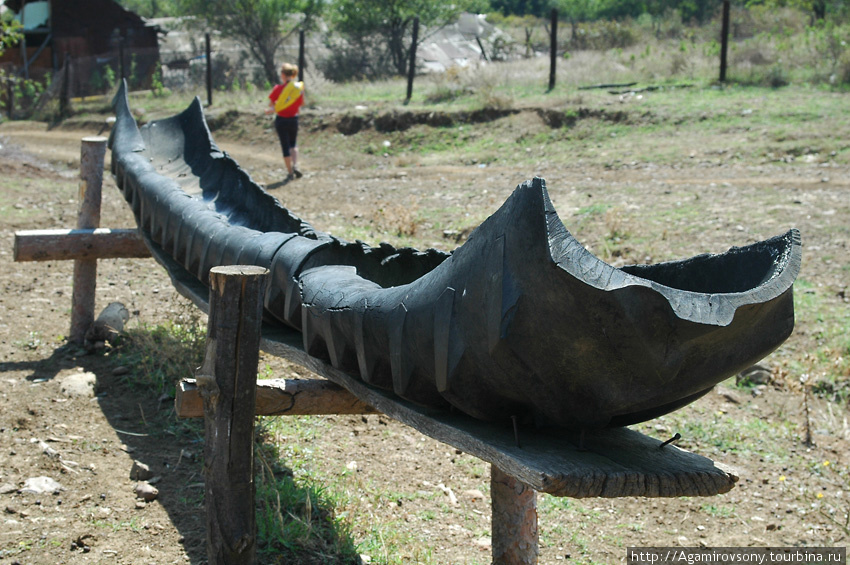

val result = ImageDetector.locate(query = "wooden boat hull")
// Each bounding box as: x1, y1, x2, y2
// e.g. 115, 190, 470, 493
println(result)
109, 84, 801, 429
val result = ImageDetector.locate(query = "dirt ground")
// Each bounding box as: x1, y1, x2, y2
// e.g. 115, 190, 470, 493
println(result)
1, 101, 849, 565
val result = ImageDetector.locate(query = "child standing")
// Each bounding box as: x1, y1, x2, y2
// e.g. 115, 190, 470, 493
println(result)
265, 62, 305, 182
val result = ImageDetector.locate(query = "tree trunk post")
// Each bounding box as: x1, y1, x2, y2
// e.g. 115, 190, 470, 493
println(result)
21, 29, 29, 80
298, 29, 306, 82
405, 17, 420, 104
719, 0, 730, 83
548, 8, 558, 92
199, 265, 269, 565
476, 36, 489, 62
119, 39, 126, 84
491, 465, 538, 565
6, 76, 12, 120
206, 32, 213, 106
59, 54, 70, 119
69, 137, 107, 344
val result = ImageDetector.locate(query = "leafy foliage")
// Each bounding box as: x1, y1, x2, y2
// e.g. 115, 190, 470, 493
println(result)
322, 0, 487, 80
179, 0, 322, 84
746, 0, 850, 23
490, 0, 550, 17
0, 18, 24, 54
113, 0, 184, 18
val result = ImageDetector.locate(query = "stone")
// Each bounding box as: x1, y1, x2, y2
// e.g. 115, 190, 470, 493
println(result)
21, 476, 62, 494
59, 372, 96, 398
134, 482, 158, 502
130, 461, 154, 481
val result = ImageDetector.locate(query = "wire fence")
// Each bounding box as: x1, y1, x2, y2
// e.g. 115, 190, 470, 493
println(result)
1, 46, 160, 120
0, 34, 324, 120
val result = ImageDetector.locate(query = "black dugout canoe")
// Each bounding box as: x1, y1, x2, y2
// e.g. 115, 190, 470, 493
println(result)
108, 83, 801, 430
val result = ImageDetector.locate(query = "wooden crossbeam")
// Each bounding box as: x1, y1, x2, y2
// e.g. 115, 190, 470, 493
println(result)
14, 228, 151, 262
176, 377, 378, 418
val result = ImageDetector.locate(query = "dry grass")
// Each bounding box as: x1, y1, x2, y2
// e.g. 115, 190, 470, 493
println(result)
373, 200, 421, 238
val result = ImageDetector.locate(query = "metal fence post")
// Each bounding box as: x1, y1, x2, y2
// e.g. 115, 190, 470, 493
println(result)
206, 32, 213, 106
405, 17, 420, 104
549, 8, 558, 91
298, 29, 306, 82
719, 0, 731, 83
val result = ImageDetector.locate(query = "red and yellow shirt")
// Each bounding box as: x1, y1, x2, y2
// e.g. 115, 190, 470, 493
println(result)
269, 80, 304, 118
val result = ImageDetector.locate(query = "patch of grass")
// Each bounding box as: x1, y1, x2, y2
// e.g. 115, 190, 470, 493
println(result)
374, 200, 421, 238
577, 203, 612, 217
636, 404, 798, 458
357, 519, 453, 565
789, 279, 850, 397
113, 317, 205, 396
0, 177, 71, 224
255, 416, 361, 564
700, 503, 737, 518
806, 459, 850, 536
91, 517, 144, 533
109, 309, 363, 563
13, 331, 45, 351
254, 458, 359, 565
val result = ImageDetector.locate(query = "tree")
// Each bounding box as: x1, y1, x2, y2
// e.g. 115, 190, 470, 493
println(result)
490, 0, 549, 16
1, 19, 23, 57
745, 0, 849, 23
180, 0, 321, 85
114, 0, 184, 18
551, 0, 608, 44
329, 0, 488, 78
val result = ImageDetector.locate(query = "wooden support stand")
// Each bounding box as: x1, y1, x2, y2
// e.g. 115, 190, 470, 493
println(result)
70, 136, 108, 343
179, 375, 543, 565
14, 228, 150, 262
13, 138, 149, 347
177, 377, 377, 418
12, 142, 739, 563
199, 266, 268, 565
492, 465, 538, 564
155, 248, 736, 564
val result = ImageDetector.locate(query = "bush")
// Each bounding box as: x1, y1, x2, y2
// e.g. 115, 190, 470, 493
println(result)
808, 21, 850, 83
570, 20, 639, 51
316, 36, 389, 82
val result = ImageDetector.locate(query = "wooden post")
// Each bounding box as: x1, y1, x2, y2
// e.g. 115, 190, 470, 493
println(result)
199, 265, 268, 565
59, 54, 70, 119
298, 29, 306, 82
491, 465, 538, 565
119, 39, 126, 84
206, 32, 213, 106
20, 5, 28, 80
719, 0, 730, 83
405, 17, 419, 104
548, 8, 558, 92
6, 76, 12, 120
476, 36, 489, 62
69, 137, 107, 344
